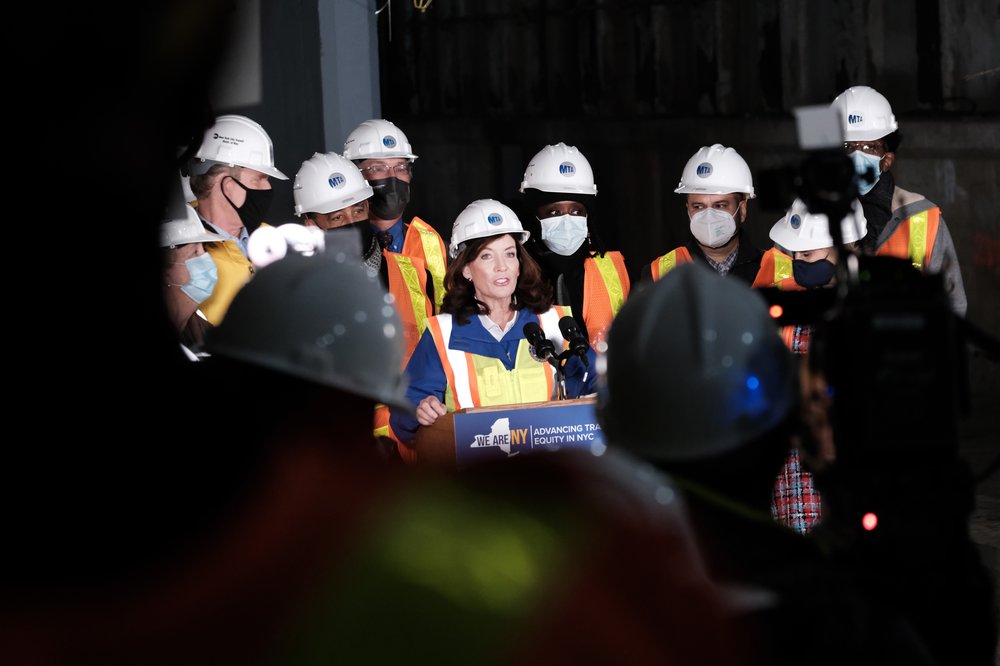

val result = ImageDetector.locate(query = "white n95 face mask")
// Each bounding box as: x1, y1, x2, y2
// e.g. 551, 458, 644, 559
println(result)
540, 214, 588, 256
689, 208, 737, 248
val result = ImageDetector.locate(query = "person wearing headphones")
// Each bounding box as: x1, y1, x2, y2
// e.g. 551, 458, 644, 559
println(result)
641, 144, 762, 285
389, 199, 596, 447
519, 142, 631, 349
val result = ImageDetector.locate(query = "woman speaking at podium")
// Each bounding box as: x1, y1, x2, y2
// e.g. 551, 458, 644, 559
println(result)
389, 199, 596, 450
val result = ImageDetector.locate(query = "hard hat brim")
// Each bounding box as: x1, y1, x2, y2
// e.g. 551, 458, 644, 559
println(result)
450, 230, 531, 259
190, 159, 288, 180
674, 185, 756, 198
256, 164, 289, 180
161, 229, 226, 247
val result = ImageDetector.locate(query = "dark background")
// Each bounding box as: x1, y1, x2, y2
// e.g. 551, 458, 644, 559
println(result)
373, 1, 999, 338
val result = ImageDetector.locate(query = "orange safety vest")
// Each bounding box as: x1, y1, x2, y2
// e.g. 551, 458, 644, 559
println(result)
649, 247, 693, 282
401, 217, 448, 311
374, 251, 434, 463
385, 252, 434, 364
425, 306, 571, 412
751, 248, 804, 291
581, 252, 630, 347
876, 207, 940, 271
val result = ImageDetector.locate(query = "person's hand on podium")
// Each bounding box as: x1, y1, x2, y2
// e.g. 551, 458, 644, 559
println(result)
416, 395, 448, 426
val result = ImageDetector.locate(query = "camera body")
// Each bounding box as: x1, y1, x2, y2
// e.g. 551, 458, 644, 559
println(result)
755, 106, 970, 537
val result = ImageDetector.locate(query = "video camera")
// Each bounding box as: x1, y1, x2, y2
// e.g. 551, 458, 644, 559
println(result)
754, 106, 972, 547
751, 107, 1000, 662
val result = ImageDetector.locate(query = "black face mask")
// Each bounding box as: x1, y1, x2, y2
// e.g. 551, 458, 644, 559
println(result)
792, 258, 836, 289
368, 177, 410, 221
224, 176, 274, 233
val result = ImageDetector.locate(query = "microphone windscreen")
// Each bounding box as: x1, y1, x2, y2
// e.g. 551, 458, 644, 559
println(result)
559, 316, 581, 340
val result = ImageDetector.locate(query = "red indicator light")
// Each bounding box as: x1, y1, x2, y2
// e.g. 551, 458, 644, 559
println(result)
769, 305, 783, 319
862, 512, 878, 531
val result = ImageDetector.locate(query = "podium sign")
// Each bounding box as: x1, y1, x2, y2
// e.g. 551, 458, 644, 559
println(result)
452, 400, 605, 468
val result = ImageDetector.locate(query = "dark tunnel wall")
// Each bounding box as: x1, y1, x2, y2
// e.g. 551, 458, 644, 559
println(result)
376, 0, 1000, 359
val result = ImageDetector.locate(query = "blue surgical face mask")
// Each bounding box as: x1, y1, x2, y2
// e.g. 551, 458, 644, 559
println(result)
850, 151, 882, 196
792, 258, 836, 289
539, 214, 589, 256
180, 252, 218, 304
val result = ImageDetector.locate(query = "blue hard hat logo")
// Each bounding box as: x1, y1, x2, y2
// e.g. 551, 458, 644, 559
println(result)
328, 173, 346, 188
487, 213, 503, 225
696, 162, 713, 177
790, 214, 801, 229
848, 113, 863, 125
383, 136, 397, 148
559, 161, 576, 176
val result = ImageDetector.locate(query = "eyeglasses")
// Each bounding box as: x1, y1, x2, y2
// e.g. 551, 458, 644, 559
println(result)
361, 163, 412, 178
843, 141, 887, 157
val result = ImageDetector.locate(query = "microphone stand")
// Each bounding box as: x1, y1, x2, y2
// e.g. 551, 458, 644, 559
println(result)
555, 350, 584, 400
547, 352, 568, 400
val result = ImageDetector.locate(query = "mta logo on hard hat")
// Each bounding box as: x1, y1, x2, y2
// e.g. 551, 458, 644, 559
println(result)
328, 173, 346, 189
487, 213, 503, 225
790, 214, 801, 229
559, 161, 576, 176
383, 136, 397, 148
696, 162, 713, 177
848, 113, 863, 125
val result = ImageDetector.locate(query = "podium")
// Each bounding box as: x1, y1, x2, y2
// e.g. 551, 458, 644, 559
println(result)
413, 397, 604, 468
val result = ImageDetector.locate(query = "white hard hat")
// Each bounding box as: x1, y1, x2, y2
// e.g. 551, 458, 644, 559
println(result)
160, 203, 224, 247
674, 144, 756, 198
830, 86, 898, 142
206, 252, 411, 413
769, 199, 868, 252
449, 199, 530, 259
192, 114, 288, 180
519, 142, 598, 196
598, 262, 796, 461
343, 119, 418, 161
293, 152, 374, 216
247, 223, 326, 269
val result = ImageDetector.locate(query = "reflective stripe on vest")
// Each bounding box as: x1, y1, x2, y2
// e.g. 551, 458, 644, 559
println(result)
582, 253, 630, 347
427, 310, 563, 411
773, 251, 793, 284
385, 252, 433, 364
876, 207, 940, 271
373, 403, 417, 463
403, 217, 447, 311
373, 403, 390, 438
650, 247, 693, 282
752, 248, 801, 290
200, 239, 254, 325
908, 211, 928, 269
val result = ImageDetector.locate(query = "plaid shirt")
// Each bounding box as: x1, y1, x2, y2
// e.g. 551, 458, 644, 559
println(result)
771, 323, 823, 533
704, 247, 739, 276
771, 443, 823, 534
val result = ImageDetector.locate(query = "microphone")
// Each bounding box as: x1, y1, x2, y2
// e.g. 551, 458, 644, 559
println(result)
523, 322, 556, 363
558, 316, 590, 367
